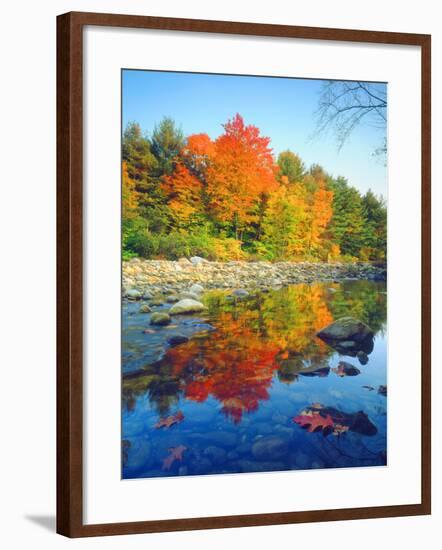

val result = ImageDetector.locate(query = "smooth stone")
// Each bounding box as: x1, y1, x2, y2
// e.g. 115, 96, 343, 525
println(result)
317, 317, 374, 342
251, 435, 288, 461
178, 292, 200, 301
150, 312, 171, 326
189, 283, 204, 294
357, 351, 369, 365
142, 291, 153, 300
125, 289, 142, 300
336, 361, 361, 376
167, 334, 189, 347
232, 289, 249, 297
139, 304, 152, 313
190, 256, 207, 265
204, 431, 238, 448
169, 299, 206, 315
204, 446, 227, 465
166, 295, 180, 303
149, 298, 164, 306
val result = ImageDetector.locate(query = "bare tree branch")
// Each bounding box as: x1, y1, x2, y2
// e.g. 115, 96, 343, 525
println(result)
314, 81, 387, 160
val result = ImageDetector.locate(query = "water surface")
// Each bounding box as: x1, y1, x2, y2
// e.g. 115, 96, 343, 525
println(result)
122, 280, 387, 478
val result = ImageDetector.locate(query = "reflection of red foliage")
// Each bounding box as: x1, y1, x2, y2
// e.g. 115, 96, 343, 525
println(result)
164, 315, 280, 423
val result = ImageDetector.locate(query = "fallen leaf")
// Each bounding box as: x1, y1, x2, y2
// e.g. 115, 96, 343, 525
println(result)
293, 411, 334, 434
155, 410, 184, 429
162, 445, 187, 470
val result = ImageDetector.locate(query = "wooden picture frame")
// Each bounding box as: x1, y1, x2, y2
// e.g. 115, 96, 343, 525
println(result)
57, 11, 431, 537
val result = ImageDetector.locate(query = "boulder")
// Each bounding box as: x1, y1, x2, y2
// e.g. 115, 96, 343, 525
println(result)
167, 335, 189, 347
149, 312, 171, 326
125, 289, 142, 300
169, 299, 206, 315
316, 317, 374, 343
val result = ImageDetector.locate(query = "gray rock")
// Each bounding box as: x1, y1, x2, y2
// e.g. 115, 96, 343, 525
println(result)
317, 317, 374, 342
204, 446, 227, 465
251, 435, 288, 461
232, 289, 249, 298
166, 295, 180, 303
167, 334, 189, 347
178, 292, 200, 301
189, 283, 204, 294
149, 297, 165, 306
150, 312, 171, 326
169, 299, 206, 315
335, 361, 361, 376
204, 431, 238, 448
357, 351, 369, 365
190, 256, 207, 265
125, 289, 142, 300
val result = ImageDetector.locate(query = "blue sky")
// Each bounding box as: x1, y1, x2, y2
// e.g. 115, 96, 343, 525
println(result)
122, 70, 387, 197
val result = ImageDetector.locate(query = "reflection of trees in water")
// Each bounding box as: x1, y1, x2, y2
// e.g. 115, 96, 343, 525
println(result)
123, 282, 387, 419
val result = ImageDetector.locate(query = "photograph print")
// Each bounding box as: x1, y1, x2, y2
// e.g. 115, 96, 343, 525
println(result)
121, 69, 387, 480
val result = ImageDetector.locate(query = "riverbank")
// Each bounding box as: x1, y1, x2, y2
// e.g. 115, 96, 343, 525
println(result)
123, 258, 386, 297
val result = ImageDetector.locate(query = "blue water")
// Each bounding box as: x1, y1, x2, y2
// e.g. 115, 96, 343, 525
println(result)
122, 280, 387, 479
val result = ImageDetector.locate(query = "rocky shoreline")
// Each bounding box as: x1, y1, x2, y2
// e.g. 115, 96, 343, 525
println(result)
123, 257, 386, 298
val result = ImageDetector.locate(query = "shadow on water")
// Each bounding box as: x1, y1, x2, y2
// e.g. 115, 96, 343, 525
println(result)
122, 280, 387, 478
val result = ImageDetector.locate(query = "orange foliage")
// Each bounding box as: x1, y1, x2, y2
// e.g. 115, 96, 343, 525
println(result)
162, 162, 203, 224
206, 114, 279, 230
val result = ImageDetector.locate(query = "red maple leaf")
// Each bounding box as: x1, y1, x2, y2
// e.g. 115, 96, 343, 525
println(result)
162, 445, 187, 471
293, 411, 334, 433
155, 410, 184, 429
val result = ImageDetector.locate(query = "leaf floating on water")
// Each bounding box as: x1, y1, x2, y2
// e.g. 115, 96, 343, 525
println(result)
293, 403, 377, 436
293, 411, 334, 435
162, 445, 187, 470
155, 410, 184, 429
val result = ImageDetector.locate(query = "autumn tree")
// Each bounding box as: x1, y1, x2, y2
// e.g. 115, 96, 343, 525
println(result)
206, 114, 279, 239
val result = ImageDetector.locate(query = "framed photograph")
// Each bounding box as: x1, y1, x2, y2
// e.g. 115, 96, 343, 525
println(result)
57, 11, 431, 537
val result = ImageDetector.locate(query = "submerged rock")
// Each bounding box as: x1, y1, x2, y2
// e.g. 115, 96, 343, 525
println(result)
169, 299, 206, 315
378, 385, 387, 396
251, 435, 288, 461
333, 361, 361, 377
167, 334, 189, 347
150, 312, 171, 326
204, 446, 227, 465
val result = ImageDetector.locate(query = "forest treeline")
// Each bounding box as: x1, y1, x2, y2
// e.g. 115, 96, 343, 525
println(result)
122, 114, 386, 263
